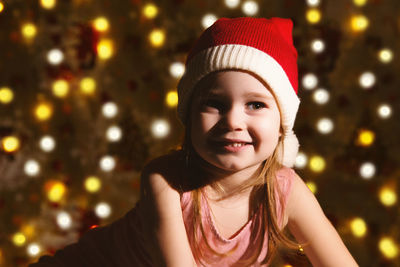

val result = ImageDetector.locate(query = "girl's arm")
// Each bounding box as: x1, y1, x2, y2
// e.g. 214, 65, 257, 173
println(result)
286, 172, 358, 267
140, 160, 197, 267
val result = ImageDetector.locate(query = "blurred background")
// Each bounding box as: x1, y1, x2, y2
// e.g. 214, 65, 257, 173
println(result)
0, 0, 399, 266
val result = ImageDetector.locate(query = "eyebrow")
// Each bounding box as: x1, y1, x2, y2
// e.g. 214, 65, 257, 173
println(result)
243, 92, 274, 100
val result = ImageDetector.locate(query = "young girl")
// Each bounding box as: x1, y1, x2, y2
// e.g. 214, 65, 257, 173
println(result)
32, 17, 358, 266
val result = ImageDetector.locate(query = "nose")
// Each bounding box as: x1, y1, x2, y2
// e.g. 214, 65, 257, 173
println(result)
220, 105, 245, 131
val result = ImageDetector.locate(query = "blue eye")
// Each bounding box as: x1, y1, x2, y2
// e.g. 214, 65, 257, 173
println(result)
247, 102, 266, 110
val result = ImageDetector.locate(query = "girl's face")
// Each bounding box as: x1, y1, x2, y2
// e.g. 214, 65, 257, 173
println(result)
190, 71, 281, 174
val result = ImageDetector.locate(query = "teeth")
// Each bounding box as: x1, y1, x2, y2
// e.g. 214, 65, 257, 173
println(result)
228, 143, 246, 147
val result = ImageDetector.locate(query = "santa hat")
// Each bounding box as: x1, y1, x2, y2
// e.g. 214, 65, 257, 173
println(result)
177, 17, 300, 167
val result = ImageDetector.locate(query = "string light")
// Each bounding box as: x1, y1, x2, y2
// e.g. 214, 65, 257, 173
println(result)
353, 0, 367, 6
47, 49, 64, 65
0, 87, 14, 104
202, 14, 218, 29
306, 0, 320, 7
359, 71, 376, 89
97, 39, 114, 60
379, 187, 397, 207
80, 77, 96, 95
313, 88, 330, 105
306, 8, 321, 24
93, 17, 109, 32
378, 48, 393, 63
143, 3, 158, 19
302, 73, 318, 90
106, 125, 122, 142
57, 211, 72, 230
39, 135, 56, 152
52, 79, 69, 98
1, 136, 20, 153
242, 0, 259, 16
21, 23, 37, 39
99, 155, 115, 172
356, 129, 375, 147
317, 118, 334, 134
359, 162, 375, 179
12, 232, 26, 247
311, 39, 325, 53
295, 152, 308, 169
24, 159, 40, 177
351, 15, 369, 32
377, 104, 392, 119
151, 119, 170, 138
309, 155, 326, 173
84, 176, 102, 193
166, 90, 178, 108
95, 202, 111, 218
225, 0, 240, 8
306, 181, 317, 194
40, 0, 56, 9
45, 180, 67, 202
149, 29, 165, 47
379, 237, 399, 259
350, 217, 367, 238
169, 62, 185, 78
35, 102, 53, 121
102, 102, 118, 118
27, 243, 41, 257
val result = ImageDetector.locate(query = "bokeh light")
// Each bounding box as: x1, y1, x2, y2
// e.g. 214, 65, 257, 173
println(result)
306, 0, 320, 6
99, 155, 116, 172
225, 0, 240, 8
102, 102, 118, 118
80, 77, 96, 95
353, 0, 367, 6
40, 0, 56, 9
313, 88, 330, 105
97, 39, 114, 60
309, 155, 326, 173
166, 90, 178, 108
27, 243, 41, 257
169, 62, 185, 78
84, 176, 102, 193
306, 181, 317, 194
356, 129, 375, 147
350, 217, 367, 238
151, 119, 170, 138
93, 16, 109, 32
0, 87, 14, 104
1, 136, 20, 153
379, 237, 399, 259
21, 23, 37, 39
351, 15, 369, 32
39, 135, 56, 152
377, 104, 392, 119
52, 79, 69, 98
35, 102, 53, 121
143, 3, 158, 19
317, 118, 334, 134
57, 211, 72, 230
242, 0, 258, 16
12, 232, 26, 247
302, 73, 318, 90
379, 187, 397, 206
45, 180, 67, 202
106, 125, 122, 142
149, 29, 165, 47
202, 14, 218, 29
311, 39, 325, 53
0, 2, 4, 13
359, 71, 376, 89
24, 160, 40, 177
306, 8, 321, 24
378, 48, 393, 63
95, 202, 111, 218
47, 49, 64, 65
295, 152, 308, 169
360, 162, 376, 179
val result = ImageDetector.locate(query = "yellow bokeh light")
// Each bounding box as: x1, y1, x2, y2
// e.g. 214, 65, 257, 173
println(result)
0, 87, 14, 104
306, 181, 317, 194
0, 2, 4, 13
12, 232, 26, 247
35, 103, 53, 121
40, 0, 56, 9
350, 217, 367, 238
309, 155, 326, 173
45, 180, 67, 202
283, 265, 293, 267
97, 39, 114, 60
166, 90, 178, 107
143, 3, 158, 19
1, 136, 20, 153
357, 129, 375, 147
21, 23, 37, 39
353, 0, 367, 6
149, 29, 165, 47
84, 176, 102, 193
351, 15, 369, 32
52, 79, 69, 98
80, 77, 96, 95
306, 8, 321, 24
379, 187, 397, 206
93, 17, 109, 32
378, 49, 393, 63
379, 237, 399, 259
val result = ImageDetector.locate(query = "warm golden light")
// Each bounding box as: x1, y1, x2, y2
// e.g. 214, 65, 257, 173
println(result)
84, 176, 102, 193
378, 49, 393, 63
0, 2, 4, 13
353, 0, 367, 6
351, 15, 369, 32
93, 17, 109, 32
379, 237, 399, 259
35, 103, 53, 121
309, 155, 326, 173
166, 90, 178, 107
379, 187, 397, 206
40, 0, 56, 9
45, 180, 67, 202
357, 129, 375, 147
1, 136, 20, 153
149, 29, 165, 47
0, 87, 14, 104
143, 3, 158, 19
21, 224, 35, 239
97, 39, 114, 59
52, 79, 69, 98
306, 181, 317, 194
12, 232, 26, 247
350, 217, 367, 238
80, 77, 96, 95
306, 8, 321, 24
22, 23, 37, 39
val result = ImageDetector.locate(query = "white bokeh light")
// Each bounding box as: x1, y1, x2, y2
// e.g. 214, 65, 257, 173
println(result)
102, 102, 118, 118
377, 104, 392, 119
317, 118, 334, 134
313, 88, 330, 105
306, 0, 320, 6
95, 202, 111, 218
40, 135, 55, 152
378, 48, 393, 63
202, 13, 218, 29
295, 152, 308, 169
225, 0, 240, 8
360, 162, 376, 179
106, 125, 122, 142
47, 49, 64, 65
27, 243, 41, 257
359, 72, 376, 89
99, 155, 116, 172
302, 73, 318, 90
151, 119, 170, 138
24, 160, 40, 177
169, 62, 185, 78
57, 211, 72, 230
311, 39, 325, 53
242, 0, 259, 16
